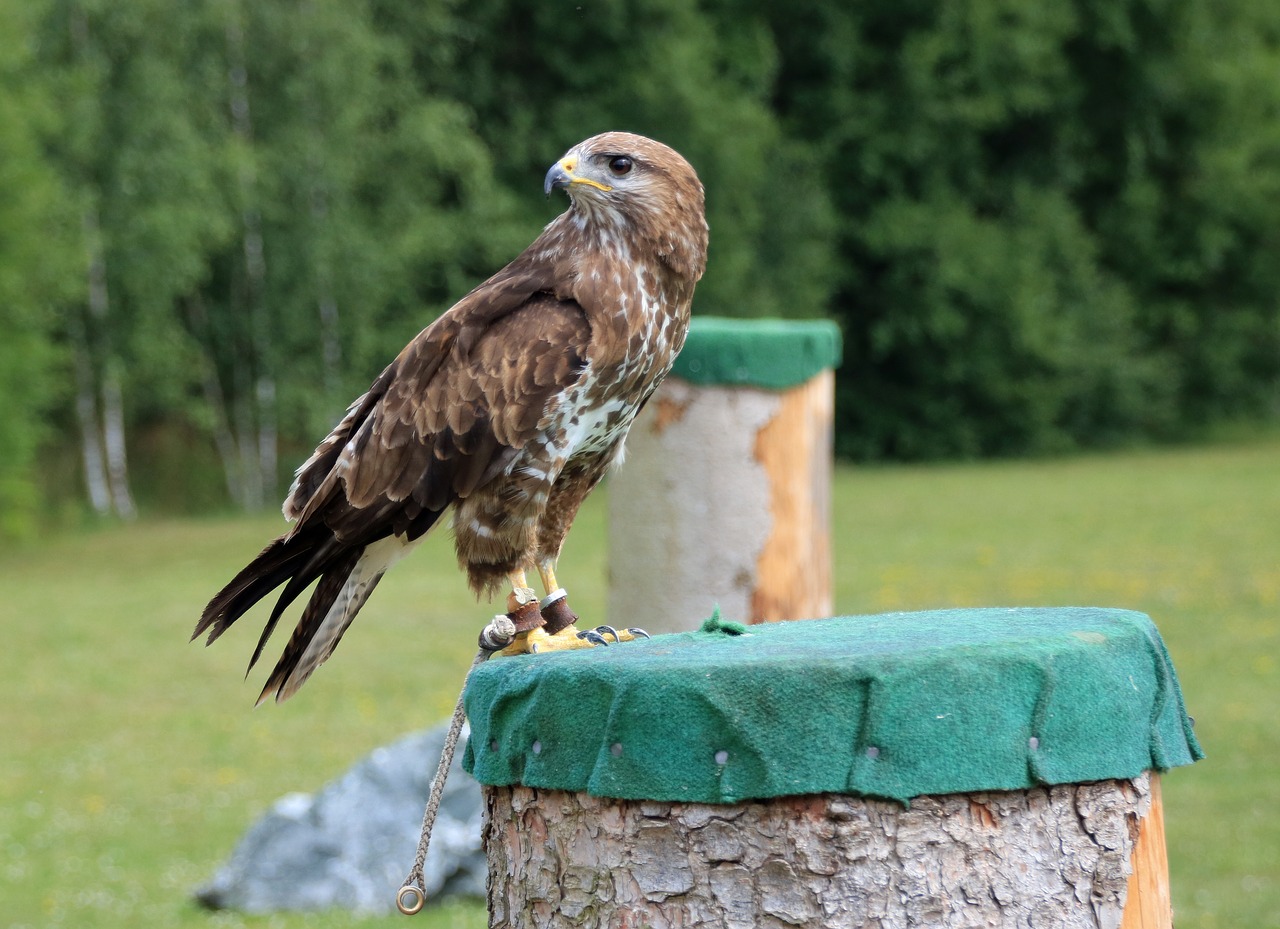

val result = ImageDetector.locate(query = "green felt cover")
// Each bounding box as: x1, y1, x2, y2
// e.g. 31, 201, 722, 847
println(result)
671, 316, 842, 389
462, 608, 1202, 804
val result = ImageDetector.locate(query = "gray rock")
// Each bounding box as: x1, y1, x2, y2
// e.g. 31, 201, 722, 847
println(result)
194, 723, 485, 913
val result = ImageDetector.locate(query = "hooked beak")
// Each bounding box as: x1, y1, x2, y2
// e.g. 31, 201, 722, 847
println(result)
544, 156, 613, 198
544, 161, 573, 198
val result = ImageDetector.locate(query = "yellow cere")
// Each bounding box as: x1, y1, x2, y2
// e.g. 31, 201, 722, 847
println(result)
561, 158, 612, 192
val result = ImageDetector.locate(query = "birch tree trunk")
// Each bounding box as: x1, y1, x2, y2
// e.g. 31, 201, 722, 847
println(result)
225, 4, 276, 510
100, 360, 136, 520
65, 9, 111, 518
68, 8, 137, 520
68, 311, 111, 516
485, 774, 1164, 929
79, 205, 136, 520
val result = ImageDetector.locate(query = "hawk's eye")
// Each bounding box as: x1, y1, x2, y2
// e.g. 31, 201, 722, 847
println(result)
607, 156, 633, 176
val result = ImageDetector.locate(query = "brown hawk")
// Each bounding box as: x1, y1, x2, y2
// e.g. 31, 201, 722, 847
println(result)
195, 132, 709, 703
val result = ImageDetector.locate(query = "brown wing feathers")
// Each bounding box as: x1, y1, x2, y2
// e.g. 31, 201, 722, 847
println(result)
193, 287, 586, 701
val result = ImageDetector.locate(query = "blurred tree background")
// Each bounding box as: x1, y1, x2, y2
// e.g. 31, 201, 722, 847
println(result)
4, 0, 1279, 535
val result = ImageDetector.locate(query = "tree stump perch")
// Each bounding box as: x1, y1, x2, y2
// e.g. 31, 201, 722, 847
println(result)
463, 608, 1201, 928
484, 774, 1164, 929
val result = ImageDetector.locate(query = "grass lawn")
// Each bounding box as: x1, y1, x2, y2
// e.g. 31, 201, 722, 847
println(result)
2, 436, 1277, 928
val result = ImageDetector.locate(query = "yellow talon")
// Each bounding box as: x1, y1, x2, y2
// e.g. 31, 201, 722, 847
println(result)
500, 625, 597, 656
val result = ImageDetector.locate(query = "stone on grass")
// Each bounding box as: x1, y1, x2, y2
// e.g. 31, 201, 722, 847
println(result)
194, 723, 484, 913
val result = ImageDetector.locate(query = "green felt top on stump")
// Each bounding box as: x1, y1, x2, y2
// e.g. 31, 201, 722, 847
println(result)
462, 607, 1202, 804
670, 316, 842, 389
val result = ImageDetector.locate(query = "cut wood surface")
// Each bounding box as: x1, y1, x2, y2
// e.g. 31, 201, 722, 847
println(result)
484, 773, 1165, 928
752, 368, 834, 624
1119, 773, 1172, 929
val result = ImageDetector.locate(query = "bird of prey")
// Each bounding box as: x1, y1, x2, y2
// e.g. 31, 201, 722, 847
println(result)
194, 132, 709, 703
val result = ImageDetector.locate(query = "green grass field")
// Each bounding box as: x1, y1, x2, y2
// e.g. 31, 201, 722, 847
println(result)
3, 438, 1277, 928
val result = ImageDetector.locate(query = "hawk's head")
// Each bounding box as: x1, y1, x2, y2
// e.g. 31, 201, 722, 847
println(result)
545, 132, 708, 282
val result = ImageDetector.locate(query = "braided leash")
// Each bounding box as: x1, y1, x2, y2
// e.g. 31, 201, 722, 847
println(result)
395, 615, 516, 915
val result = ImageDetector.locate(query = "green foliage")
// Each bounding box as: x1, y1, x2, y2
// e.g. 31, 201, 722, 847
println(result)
195, 0, 520, 441
0, 0, 77, 537
2, 0, 1280, 525
749, 0, 1280, 458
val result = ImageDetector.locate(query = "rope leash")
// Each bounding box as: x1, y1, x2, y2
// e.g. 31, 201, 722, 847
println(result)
395, 614, 516, 916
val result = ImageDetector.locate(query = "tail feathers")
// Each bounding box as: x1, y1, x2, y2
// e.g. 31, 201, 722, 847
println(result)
193, 528, 325, 646
199, 528, 414, 704
196, 526, 373, 695
247, 534, 348, 673
257, 550, 386, 704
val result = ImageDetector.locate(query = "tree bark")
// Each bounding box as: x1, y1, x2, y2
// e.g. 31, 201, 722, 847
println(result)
485, 773, 1162, 929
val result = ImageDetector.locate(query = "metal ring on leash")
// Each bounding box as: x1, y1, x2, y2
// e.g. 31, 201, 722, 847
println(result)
396, 885, 426, 915
396, 614, 515, 916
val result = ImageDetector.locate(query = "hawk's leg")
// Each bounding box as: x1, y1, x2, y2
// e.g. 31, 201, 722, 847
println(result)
499, 561, 648, 655
500, 564, 589, 655
502, 570, 543, 632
